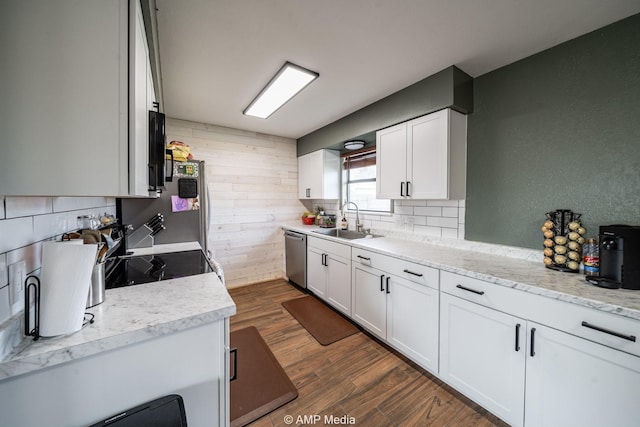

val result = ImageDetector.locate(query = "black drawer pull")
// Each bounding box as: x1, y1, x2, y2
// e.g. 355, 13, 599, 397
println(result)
530, 328, 536, 357
403, 269, 423, 277
357, 255, 371, 261
406, 181, 411, 197
515, 323, 521, 352
386, 276, 390, 294
456, 284, 485, 295
380, 274, 385, 292
581, 321, 637, 342
400, 182, 405, 197
230, 347, 238, 381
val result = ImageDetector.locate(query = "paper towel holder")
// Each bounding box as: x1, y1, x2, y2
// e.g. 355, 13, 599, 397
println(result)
24, 275, 41, 341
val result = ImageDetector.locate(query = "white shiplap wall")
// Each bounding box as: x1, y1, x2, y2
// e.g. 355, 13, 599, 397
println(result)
165, 118, 307, 288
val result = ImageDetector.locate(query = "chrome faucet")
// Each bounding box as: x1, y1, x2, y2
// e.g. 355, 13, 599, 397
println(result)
342, 201, 363, 232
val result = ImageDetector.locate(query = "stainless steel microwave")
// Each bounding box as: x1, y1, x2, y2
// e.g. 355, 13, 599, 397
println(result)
148, 108, 170, 192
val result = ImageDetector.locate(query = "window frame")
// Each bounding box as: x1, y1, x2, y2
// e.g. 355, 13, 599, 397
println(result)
341, 148, 393, 214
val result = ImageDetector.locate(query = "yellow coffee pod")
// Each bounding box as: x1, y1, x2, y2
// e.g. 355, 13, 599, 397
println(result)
568, 232, 580, 241
554, 254, 567, 264
554, 245, 567, 254
554, 236, 568, 245
543, 257, 553, 266
543, 220, 554, 229
568, 251, 580, 261
543, 247, 553, 257
567, 261, 579, 270
568, 222, 580, 231
544, 239, 554, 247
543, 230, 554, 239
578, 227, 586, 235
568, 241, 580, 251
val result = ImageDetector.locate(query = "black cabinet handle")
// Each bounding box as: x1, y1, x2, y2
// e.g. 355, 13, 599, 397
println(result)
400, 182, 405, 197
403, 269, 423, 277
386, 276, 390, 294
530, 328, 536, 357
406, 181, 411, 197
456, 284, 485, 295
321, 253, 328, 266
306, 188, 310, 198
230, 347, 238, 381
515, 323, 521, 352
357, 255, 371, 261
581, 321, 637, 342
380, 274, 385, 292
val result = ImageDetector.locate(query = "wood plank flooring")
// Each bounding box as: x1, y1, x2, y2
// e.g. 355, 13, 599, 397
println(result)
229, 279, 509, 427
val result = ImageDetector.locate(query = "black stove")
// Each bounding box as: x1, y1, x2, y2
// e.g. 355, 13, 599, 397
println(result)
105, 249, 213, 289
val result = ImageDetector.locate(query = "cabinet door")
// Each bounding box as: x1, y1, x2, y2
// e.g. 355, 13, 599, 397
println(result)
386, 275, 439, 374
0, 0, 129, 196
351, 264, 386, 339
525, 322, 640, 427
307, 247, 327, 299
129, 0, 153, 196
297, 153, 312, 198
326, 254, 351, 316
376, 123, 408, 199
408, 110, 449, 199
440, 293, 525, 427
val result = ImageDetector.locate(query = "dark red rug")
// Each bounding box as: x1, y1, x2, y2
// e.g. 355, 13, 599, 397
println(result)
230, 326, 298, 427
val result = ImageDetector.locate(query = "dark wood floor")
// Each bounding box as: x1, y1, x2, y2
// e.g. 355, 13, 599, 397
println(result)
228, 279, 509, 427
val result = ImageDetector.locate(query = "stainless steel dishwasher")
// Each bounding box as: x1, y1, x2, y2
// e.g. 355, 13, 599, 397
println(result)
284, 230, 306, 288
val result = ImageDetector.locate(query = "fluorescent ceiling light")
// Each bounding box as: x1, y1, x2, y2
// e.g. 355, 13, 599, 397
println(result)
244, 62, 319, 119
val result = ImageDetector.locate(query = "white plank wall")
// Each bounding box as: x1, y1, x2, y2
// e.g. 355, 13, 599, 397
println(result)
165, 118, 307, 288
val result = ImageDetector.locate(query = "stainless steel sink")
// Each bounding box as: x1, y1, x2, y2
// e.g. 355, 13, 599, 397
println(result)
311, 228, 379, 240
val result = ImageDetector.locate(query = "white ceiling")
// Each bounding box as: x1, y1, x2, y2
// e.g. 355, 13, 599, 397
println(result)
155, 0, 640, 140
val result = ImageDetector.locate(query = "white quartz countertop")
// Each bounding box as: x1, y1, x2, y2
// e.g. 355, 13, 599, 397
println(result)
283, 223, 640, 322
0, 244, 236, 381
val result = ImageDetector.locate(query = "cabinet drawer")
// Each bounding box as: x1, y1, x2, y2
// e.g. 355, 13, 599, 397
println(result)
441, 270, 528, 317
308, 235, 351, 259
442, 271, 640, 357
531, 297, 640, 358
352, 248, 438, 290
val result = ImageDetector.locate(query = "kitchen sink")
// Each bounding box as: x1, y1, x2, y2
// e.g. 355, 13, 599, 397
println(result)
312, 228, 380, 240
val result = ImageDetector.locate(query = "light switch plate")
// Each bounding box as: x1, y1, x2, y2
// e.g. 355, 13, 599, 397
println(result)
9, 260, 26, 308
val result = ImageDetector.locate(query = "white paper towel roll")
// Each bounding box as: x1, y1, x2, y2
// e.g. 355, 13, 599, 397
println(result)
39, 241, 98, 337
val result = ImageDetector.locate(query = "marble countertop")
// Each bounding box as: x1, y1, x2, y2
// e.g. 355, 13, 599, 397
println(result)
0, 244, 236, 381
283, 223, 640, 322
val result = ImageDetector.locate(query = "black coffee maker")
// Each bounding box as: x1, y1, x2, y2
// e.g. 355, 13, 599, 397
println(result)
586, 225, 640, 290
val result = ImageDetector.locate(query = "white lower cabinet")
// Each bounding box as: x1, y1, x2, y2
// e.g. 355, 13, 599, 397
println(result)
440, 292, 526, 427
307, 236, 351, 316
352, 249, 439, 373
524, 322, 640, 427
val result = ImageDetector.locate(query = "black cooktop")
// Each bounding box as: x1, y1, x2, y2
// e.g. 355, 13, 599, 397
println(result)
105, 249, 213, 289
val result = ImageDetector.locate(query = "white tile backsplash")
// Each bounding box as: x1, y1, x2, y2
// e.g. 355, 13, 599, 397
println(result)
5, 197, 52, 218
0, 217, 34, 253
52, 197, 110, 212
303, 198, 466, 238
33, 212, 71, 242
0, 195, 115, 339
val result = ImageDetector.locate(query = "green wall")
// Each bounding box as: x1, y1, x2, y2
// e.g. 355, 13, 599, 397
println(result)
466, 13, 640, 249
297, 66, 473, 155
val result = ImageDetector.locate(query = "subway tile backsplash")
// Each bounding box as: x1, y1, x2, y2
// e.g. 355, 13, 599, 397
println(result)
0, 196, 115, 325
302, 199, 466, 239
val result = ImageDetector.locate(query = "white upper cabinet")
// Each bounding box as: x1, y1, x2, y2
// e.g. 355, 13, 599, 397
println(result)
130, 0, 157, 197
0, 0, 154, 197
298, 149, 340, 199
376, 108, 467, 200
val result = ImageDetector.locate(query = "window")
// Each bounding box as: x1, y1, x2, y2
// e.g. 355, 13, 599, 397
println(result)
342, 149, 392, 213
